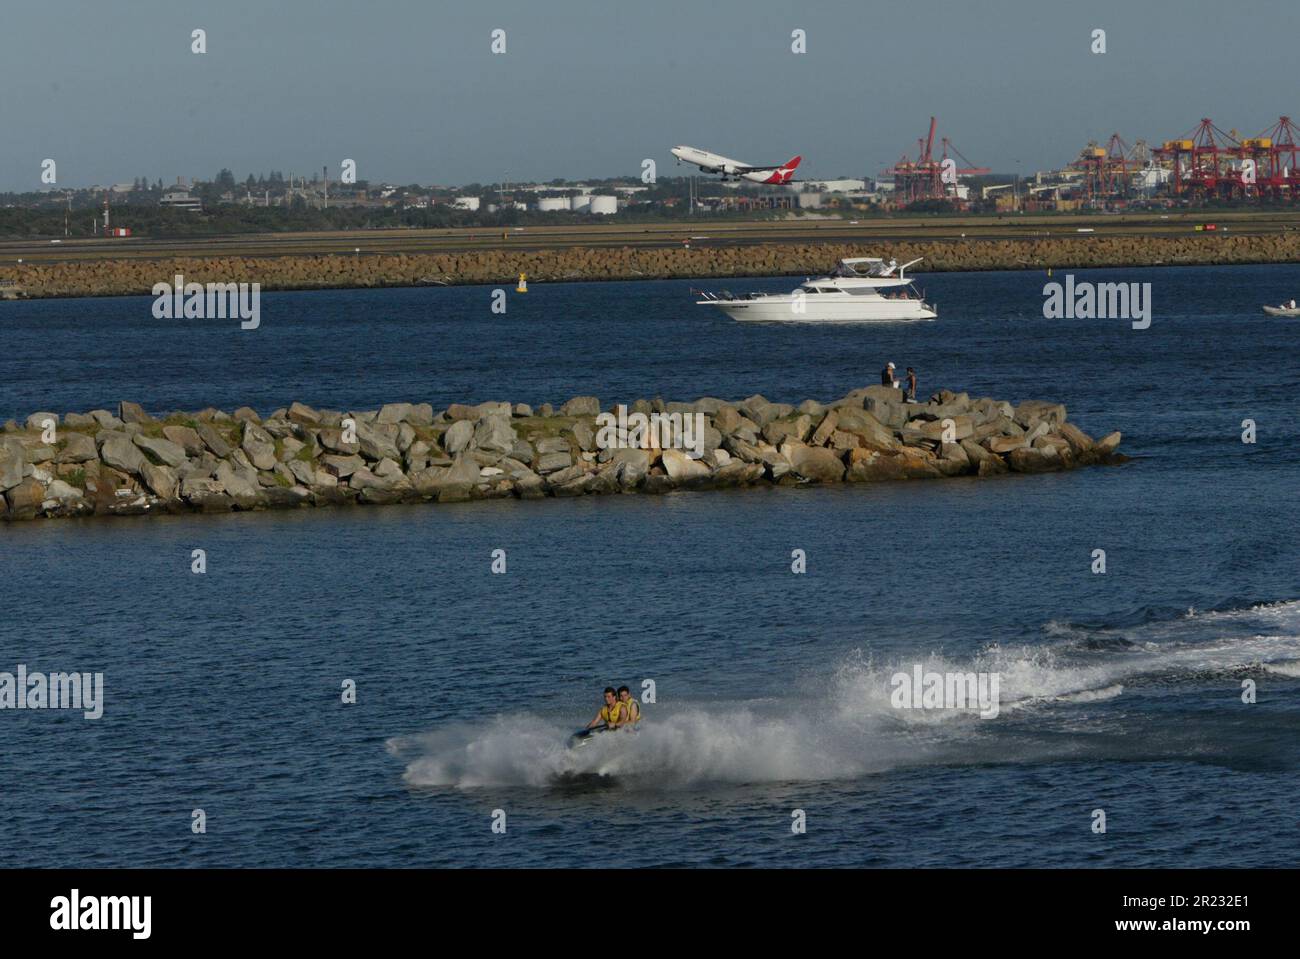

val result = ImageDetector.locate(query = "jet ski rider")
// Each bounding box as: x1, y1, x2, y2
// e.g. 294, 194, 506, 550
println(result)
587, 687, 625, 730
617, 686, 641, 726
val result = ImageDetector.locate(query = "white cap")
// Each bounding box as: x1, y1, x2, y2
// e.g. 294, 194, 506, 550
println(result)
887, 362, 895, 368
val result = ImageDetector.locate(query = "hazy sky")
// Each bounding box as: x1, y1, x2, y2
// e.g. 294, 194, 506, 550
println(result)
3, 0, 1298, 191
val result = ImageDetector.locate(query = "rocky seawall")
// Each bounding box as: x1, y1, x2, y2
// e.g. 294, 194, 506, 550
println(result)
8, 233, 1300, 298
1, 387, 1123, 522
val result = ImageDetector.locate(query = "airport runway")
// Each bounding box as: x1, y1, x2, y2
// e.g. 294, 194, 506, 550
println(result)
5, 211, 1300, 265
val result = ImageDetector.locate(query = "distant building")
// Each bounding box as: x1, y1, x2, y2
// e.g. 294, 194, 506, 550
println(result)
801, 179, 867, 193
159, 190, 203, 212
452, 197, 480, 211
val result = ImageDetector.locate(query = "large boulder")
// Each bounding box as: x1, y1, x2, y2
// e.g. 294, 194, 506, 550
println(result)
317, 426, 360, 455
4, 478, 45, 519
784, 444, 845, 483
809, 410, 839, 447
287, 402, 321, 426
140, 462, 178, 500
443, 419, 474, 453
862, 397, 908, 429
1096, 431, 1122, 454
606, 448, 650, 471
845, 447, 943, 482
99, 435, 147, 476
907, 415, 974, 443
985, 435, 1027, 454
196, 423, 232, 458
118, 401, 152, 424
935, 442, 972, 476
1013, 400, 1067, 430
55, 431, 98, 465
355, 421, 401, 461
473, 416, 517, 454
241, 422, 277, 471
287, 459, 317, 486
410, 455, 480, 501
1058, 422, 1095, 453
215, 460, 264, 506
321, 454, 364, 478
25, 412, 58, 432
835, 408, 898, 449
536, 451, 572, 474
376, 403, 413, 425
959, 438, 997, 469
1007, 447, 1065, 474
535, 436, 570, 454
445, 403, 479, 421
722, 436, 766, 463
560, 396, 600, 417
88, 410, 124, 430
43, 479, 84, 504
738, 395, 782, 428
180, 476, 232, 511
0, 441, 25, 490
133, 433, 188, 468
762, 415, 812, 446
661, 448, 710, 483
162, 425, 205, 456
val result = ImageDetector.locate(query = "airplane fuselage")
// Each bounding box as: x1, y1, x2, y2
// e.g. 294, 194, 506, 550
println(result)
671, 145, 747, 176
671, 145, 801, 184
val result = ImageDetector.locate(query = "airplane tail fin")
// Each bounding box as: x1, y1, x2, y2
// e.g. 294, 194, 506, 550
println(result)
773, 156, 801, 183
752, 155, 803, 184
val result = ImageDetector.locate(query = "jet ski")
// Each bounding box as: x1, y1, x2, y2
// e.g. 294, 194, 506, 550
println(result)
568, 725, 610, 748
568, 723, 640, 748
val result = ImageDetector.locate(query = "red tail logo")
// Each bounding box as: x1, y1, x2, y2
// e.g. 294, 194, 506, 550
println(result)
763, 155, 802, 184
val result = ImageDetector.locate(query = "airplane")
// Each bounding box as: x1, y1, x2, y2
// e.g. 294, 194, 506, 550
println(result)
670, 145, 802, 184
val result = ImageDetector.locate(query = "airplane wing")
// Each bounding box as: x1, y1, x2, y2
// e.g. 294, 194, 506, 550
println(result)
740, 155, 802, 173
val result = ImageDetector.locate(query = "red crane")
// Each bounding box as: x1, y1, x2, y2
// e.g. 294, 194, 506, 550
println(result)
1247, 116, 1300, 199
1154, 119, 1241, 200
886, 117, 988, 204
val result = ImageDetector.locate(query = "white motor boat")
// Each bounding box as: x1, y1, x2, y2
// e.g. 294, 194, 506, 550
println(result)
1262, 303, 1300, 317
695, 257, 937, 322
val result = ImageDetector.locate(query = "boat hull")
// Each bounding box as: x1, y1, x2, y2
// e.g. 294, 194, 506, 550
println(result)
699, 298, 936, 322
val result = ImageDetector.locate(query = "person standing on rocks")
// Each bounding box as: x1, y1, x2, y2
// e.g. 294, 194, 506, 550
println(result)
904, 367, 918, 402
881, 362, 898, 388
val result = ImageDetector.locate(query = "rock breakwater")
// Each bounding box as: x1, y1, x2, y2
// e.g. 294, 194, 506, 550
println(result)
1, 388, 1124, 521
8, 233, 1300, 299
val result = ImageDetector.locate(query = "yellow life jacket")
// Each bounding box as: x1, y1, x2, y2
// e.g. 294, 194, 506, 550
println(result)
599, 701, 625, 726
622, 699, 641, 723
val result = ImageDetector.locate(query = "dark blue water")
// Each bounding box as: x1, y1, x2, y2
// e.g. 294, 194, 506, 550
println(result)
2, 266, 1298, 867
